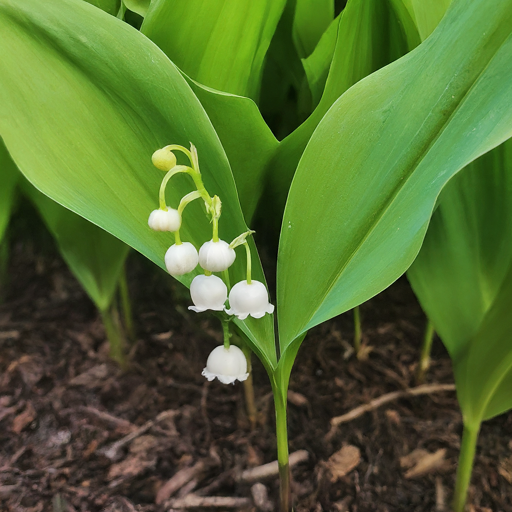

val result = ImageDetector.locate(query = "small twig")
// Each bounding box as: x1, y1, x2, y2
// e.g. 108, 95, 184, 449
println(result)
166, 495, 251, 509
99, 410, 178, 461
201, 381, 211, 445
67, 406, 136, 434
436, 476, 446, 511
239, 450, 309, 483
326, 384, 455, 441
157, 461, 207, 504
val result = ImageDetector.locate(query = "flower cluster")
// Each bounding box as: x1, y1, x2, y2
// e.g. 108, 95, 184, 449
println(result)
148, 144, 274, 384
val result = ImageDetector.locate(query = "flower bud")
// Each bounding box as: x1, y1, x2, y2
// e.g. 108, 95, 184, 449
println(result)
165, 242, 198, 276
202, 345, 249, 384
152, 148, 177, 171
148, 208, 181, 232
189, 274, 227, 313
225, 280, 274, 320
198, 240, 236, 272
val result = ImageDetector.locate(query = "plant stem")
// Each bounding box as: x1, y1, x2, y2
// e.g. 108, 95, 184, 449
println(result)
100, 305, 127, 369
118, 266, 134, 341
242, 345, 257, 430
158, 165, 190, 210
416, 320, 435, 384
274, 388, 291, 512
353, 306, 362, 355
221, 318, 231, 349
452, 423, 480, 512
244, 242, 252, 284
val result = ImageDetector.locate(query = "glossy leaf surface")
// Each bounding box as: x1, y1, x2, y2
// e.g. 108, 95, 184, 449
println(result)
141, 0, 286, 100
185, 79, 279, 224
293, 0, 334, 58
408, 141, 512, 425
266, 0, 410, 218
123, 0, 149, 16
301, 14, 339, 108
400, 0, 451, 41
84, 0, 120, 15
277, 0, 512, 351
23, 179, 129, 312
0, 0, 276, 369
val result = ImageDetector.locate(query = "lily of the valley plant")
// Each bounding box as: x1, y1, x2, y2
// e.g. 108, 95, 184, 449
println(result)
1, 0, 512, 510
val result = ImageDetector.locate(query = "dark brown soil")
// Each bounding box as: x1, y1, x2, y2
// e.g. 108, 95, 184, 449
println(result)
0, 231, 511, 512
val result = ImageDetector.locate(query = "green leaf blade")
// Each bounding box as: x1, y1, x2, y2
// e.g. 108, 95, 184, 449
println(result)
0, 0, 277, 368
277, 0, 512, 350
23, 179, 130, 312
409, 140, 512, 426
141, 0, 286, 100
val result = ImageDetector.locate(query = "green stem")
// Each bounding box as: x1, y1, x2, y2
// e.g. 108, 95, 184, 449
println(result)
118, 265, 134, 341
242, 345, 257, 430
178, 190, 202, 217
212, 215, 219, 243
274, 389, 291, 512
222, 318, 231, 349
453, 423, 480, 512
244, 242, 252, 284
416, 320, 435, 384
222, 268, 231, 291
188, 171, 213, 209
158, 165, 191, 210
162, 144, 193, 163
353, 306, 362, 355
174, 230, 182, 245
100, 305, 127, 369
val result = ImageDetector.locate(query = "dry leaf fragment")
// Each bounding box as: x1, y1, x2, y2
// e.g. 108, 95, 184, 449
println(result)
498, 455, 512, 484
107, 454, 156, 480
326, 445, 361, 482
69, 364, 109, 388
11, 402, 37, 434
402, 448, 447, 478
400, 448, 429, 468
287, 390, 308, 407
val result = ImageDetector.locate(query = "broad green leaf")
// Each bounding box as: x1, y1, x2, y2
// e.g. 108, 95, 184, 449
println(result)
0, 0, 276, 370
454, 264, 512, 423
266, 0, 411, 220
84, 0, 120, 15
400, 0, 451, 41
123, 0, 149, 17
301, 14, 339, 108
259, 0, 307, 139
293, 0, 334, 58
0, 139, 18, 244
185, 79, 279, 224
387, 0, 422, 49
141, 0, 287, 100
408, 140, 512, 425
277, 0, 512, 352
23, 179, 129, 312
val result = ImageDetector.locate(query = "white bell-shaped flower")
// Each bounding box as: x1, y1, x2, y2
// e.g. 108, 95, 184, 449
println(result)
198, 240, 236, 272
148, 208, 181, 232
226, 280, 274, 320
189, 274, 228, 312
202, 345, 249, 384
165, 242, 198, 276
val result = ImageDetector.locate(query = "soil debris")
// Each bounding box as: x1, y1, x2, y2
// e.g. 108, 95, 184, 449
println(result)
325, 445, 361, 482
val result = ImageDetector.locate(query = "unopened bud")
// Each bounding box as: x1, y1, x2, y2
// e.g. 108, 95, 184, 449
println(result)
152, 148, 177, 171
